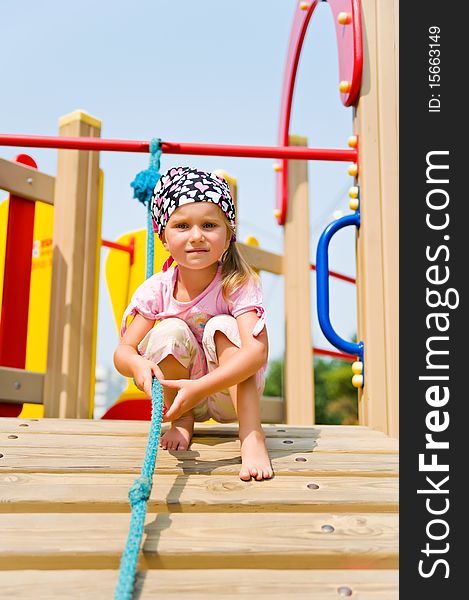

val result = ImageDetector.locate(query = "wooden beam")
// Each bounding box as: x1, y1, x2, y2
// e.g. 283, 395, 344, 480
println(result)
0, 472, 398, 513
0, 366, 44, 404
0, 157, 54, 205
236, 242, 283, 274
0, 570, 399, 599
284, 136, 314, 424
43, 110, 102, 418
0, 512, 398, 569
354, 0, 399, 437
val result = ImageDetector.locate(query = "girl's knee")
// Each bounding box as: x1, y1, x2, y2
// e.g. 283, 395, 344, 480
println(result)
155, 317, 193, 338
138, 317, 197, 367
140, 318, 190, 346
203, 315, 238, 346
202, 315, 240, 362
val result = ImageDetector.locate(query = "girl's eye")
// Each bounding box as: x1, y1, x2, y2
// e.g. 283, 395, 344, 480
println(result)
175, 223, 188, 229
203, 223, 216, 228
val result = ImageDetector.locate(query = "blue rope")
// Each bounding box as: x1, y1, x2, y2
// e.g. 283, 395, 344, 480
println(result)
146, 203, 155, 281
114, 377, 164, 600
115, 138, 163, 599
130, 138, 162, 208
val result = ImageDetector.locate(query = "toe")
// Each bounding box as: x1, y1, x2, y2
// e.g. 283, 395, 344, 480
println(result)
239, 469, 251, 481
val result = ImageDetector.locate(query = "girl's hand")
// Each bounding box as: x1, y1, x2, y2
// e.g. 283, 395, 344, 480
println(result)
131, 357, 164, 399
159, 378, 205, 422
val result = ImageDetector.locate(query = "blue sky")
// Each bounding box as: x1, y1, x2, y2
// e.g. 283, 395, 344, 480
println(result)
1, 0, 356, 368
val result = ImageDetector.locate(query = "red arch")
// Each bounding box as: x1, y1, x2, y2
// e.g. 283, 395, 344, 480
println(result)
275, 0, 363, 225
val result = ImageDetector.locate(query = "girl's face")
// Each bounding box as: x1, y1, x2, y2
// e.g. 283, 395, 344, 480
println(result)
161, 202, 231, 270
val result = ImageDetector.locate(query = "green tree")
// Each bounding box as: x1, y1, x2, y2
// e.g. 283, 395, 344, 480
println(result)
263, 356, 358, 425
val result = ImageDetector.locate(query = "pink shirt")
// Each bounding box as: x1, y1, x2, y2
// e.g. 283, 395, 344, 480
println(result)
120, 263, 266, 344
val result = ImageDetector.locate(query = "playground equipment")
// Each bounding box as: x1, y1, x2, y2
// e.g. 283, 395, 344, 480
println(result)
0, 0, 398, 596
3, 125, 360, 422
0, 160, 356, 423
0, 0, 398, 437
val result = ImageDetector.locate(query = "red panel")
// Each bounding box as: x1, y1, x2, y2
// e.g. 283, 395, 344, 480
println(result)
276, 0, 363, 225
101, 399, 167, 421
328, 0, 363, 107
0, 155, 37, 418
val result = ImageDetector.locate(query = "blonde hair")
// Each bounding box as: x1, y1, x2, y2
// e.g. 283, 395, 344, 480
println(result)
219, 218, 260, 302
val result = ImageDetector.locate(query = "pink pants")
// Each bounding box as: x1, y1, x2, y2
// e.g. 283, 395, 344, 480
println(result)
138, 315, 266, 422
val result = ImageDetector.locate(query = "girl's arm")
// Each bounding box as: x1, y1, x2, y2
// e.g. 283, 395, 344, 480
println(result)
113, 313, 162, 397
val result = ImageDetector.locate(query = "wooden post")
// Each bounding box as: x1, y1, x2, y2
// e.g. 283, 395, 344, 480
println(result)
284, 135, 314, 424
43, 111, 102, 418
354, 0, 399, 437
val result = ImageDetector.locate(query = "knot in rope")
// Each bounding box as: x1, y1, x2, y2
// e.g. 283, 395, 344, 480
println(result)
130, 137, 161, 206
128, 476, 152, 507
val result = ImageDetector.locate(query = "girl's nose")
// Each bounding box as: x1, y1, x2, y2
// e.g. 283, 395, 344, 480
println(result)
189, 226, 204, 240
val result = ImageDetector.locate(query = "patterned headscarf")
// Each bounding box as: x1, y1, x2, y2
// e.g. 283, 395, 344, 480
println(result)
150, 167, 236, 271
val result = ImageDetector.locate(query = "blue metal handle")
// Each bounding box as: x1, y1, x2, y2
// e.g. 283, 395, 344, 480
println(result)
316, 211, 364, 361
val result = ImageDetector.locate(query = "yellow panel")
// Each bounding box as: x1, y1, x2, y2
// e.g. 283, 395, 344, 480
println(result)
18, 403, 44, 418
0, 197, 9, 310
25, 202, 54, 373
105, 226, 169, 405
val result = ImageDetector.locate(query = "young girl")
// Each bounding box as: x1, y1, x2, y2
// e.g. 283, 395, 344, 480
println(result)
114, 167, 273, 481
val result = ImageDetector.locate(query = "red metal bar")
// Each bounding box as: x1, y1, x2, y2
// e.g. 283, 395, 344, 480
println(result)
310, 263, 356, 285
313, 347, 356, 361
101, 238, 135, 265
0, 134, 357, 162
0, 154, 37, 417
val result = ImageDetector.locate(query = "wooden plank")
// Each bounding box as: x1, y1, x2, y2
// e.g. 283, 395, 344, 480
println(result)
260, 395, 284, 422
0, 569, 399, 599
0, 444, 399, 476
0, 472, 398, 513
0, 431, 398, 453
0, 418, 392, 439
0, 512, 398, 569
0, 367, 44, 403
0, 445, 398, 476
284, 136, 314, 424
237, 242, 283, 275
0, 157, 55, 205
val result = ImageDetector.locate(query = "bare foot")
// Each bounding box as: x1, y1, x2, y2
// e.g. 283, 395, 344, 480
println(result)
239, 429, 274, 481
160, 413, 194, 451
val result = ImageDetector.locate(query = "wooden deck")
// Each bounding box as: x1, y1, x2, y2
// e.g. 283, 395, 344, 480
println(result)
0, 418, 399, 598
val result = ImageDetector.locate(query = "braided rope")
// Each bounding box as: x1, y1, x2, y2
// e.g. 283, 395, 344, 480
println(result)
115, 138, 163, 599
146, 203, 155, 281
114, 378, 164, 600
146, 138, 160, 280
